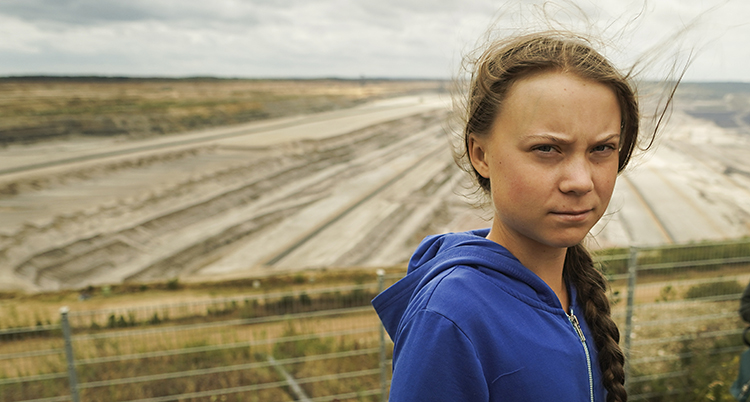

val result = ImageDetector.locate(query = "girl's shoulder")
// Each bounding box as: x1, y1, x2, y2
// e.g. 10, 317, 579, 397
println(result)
410, 263, 562, 326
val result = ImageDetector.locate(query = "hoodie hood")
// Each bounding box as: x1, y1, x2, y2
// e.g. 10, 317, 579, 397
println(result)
372, 228, 570, 340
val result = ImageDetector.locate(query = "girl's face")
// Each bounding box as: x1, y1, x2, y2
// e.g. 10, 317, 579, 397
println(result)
469, 70, 621, 254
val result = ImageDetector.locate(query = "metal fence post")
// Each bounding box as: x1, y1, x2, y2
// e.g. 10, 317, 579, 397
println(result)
60, 307, 81, 402
623, 247, 638, 393
377, 269, 387, 402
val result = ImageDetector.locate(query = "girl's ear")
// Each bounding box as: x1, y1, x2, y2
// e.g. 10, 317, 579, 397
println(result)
467, 134, 490, 179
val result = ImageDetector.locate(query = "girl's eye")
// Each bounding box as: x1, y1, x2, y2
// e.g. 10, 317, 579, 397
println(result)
592, 144, 616, 153
534, 145, 555, 153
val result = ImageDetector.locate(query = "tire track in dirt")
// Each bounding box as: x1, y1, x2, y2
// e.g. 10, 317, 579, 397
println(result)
8, 110, 453, 290
262, 141, 448, 267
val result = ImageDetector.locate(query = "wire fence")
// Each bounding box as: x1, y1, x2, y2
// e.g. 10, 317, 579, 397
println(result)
1, 282, 386, 402
601, 238, 750, 401
1, 238, 749, 402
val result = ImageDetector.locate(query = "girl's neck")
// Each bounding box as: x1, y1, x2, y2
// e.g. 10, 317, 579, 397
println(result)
519, 246, 569, 311
486, 229, 569, 310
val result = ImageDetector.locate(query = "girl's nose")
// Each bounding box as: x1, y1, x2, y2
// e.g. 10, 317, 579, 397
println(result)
559, 158, 594, 195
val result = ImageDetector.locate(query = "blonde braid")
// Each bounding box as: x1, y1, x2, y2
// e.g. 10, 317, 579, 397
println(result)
565, 244, 627, 402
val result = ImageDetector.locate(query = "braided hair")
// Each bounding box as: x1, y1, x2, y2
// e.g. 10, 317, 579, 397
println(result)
565, 243, 627, 402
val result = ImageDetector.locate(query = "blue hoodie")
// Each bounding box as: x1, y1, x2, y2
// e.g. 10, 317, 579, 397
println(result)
372, 229, 605, 402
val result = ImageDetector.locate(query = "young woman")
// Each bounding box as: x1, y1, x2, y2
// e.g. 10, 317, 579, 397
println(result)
373, 32, 642, 402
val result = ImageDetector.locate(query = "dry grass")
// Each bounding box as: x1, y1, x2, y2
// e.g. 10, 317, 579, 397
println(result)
2, 253, 748, 401
0, 266, 403, 329
0, 269, 393, 401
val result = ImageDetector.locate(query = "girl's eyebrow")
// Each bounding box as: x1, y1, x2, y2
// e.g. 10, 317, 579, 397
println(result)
523, 133, 621, 144
599, 133, 621, 142
523, 134, 573, 144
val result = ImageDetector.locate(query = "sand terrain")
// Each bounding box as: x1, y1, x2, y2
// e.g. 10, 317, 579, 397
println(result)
1, 91, 749, 292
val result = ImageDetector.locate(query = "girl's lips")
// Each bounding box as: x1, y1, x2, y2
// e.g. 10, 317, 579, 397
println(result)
554, 209, 591, 215
550, 209, 594, 222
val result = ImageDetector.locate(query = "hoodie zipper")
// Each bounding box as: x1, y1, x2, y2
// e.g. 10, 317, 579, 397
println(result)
568, 309, 594, 402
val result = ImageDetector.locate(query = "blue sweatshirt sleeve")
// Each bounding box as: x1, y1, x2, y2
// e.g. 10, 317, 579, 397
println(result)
390, 309, 489, 401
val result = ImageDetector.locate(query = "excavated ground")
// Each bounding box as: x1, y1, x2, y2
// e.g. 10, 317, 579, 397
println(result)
0, 95, 488, 292
2, 90, 750, 293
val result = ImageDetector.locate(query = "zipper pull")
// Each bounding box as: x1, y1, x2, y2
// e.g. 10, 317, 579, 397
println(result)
569, 310, 586, 343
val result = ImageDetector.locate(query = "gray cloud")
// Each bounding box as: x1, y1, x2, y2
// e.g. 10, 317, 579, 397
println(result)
0, 0, 162, 24
0, 0, 746, 81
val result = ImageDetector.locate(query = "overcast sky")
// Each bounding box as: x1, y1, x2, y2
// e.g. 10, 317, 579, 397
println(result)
0, 0, 747, 81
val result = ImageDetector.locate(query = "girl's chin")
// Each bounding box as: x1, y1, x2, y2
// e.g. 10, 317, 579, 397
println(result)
543, 233, 590, 249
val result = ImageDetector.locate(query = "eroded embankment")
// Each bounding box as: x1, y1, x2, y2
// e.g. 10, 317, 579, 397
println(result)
1, 109, 481, 292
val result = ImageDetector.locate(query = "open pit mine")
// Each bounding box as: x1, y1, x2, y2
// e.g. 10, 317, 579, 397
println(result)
1, 93, 750, 292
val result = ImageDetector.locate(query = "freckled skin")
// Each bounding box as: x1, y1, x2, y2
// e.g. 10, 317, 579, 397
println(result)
468, 71, 621, 292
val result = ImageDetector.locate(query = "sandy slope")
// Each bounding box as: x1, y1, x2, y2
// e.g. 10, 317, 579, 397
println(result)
1, 94, 749, 292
